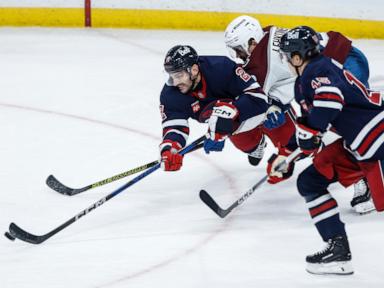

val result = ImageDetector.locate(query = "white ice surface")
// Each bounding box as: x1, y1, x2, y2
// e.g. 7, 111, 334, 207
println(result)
0, 28, 383, 288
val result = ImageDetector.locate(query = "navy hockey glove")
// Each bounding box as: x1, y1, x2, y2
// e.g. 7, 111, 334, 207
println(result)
160, 141, 183, 171
204, 138, 225, 153
295, 118, 323, 156
264, 105, 286, 130
204, 101, 239, 154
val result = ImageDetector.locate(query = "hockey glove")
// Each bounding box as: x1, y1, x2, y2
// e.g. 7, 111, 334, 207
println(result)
295, 117, 323, 156
267, 147, 295, 184
204, 101, 239, 154
204, 138, 226, 154
160, 141, 183, 171
264, 105, 286, 130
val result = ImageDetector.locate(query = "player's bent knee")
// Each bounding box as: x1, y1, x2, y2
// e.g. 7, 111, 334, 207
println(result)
297, 165, 332, 201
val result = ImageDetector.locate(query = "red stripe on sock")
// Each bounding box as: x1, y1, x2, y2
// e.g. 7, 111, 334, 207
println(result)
310, 199, 337, 217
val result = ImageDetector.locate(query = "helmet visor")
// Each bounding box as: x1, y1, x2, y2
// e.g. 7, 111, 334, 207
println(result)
280, 50, 293, 61
164, 69, 190, 86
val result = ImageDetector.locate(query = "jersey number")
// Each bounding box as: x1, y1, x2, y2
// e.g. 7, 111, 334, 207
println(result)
235, 67, 251, 82
343, 70, 382, 106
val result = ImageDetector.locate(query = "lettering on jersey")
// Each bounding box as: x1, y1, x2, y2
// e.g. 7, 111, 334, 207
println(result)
191, 101, 201, 113
235, 67, 251, 82
159, 104, 167, 120
272, 28, 289, 52
311, 77, 331, 89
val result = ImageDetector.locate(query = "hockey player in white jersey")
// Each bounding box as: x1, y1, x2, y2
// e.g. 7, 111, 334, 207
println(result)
224, 15, 375, 214
224, 16, 298, 170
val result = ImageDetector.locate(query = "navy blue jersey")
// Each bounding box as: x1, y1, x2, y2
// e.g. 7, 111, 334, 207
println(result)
160, 56, 268, 147
295, 55, 383, 161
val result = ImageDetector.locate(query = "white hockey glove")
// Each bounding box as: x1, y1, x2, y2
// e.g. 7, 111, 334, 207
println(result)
204, 101, 239, 154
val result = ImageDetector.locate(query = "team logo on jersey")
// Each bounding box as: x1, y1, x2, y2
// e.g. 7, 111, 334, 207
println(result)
191, 101, 201, 113
159, 104, 167, 120
235, 67, 251, 82
311, 77, 331, 89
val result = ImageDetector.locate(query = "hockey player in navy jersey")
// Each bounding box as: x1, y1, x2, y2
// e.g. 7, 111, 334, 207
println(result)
159, 45, 268, 171
277, 26, 383, 275
224, 15, 374, 214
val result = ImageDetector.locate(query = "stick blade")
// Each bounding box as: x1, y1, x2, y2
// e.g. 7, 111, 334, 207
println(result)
46, 175, 85, 196
9, 223, 47, 244
199, 190, 228, 218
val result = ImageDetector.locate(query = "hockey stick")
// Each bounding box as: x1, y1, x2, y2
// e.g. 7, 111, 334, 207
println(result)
46, 161, 157, 196
46, 142, 204, 196
8, 135, 205, 244
200, 148, 301, 218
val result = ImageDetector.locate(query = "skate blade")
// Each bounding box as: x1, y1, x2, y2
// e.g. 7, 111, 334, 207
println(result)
306, 261, 354, 275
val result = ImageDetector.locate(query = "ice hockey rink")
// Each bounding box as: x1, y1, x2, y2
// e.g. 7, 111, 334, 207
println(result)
0, 28, 383, 288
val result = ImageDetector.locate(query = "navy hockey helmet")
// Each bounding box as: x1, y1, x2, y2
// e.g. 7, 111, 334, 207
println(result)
280, 26, 320, 61
164, 45, 199, 73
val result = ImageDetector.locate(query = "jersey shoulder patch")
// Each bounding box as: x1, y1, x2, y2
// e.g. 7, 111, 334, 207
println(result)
235, 66, 252, 82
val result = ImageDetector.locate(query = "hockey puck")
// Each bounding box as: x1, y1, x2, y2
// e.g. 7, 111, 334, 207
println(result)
4, 232, 15, 241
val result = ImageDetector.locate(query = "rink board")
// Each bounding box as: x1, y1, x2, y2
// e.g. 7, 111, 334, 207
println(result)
0, 7, 383, 39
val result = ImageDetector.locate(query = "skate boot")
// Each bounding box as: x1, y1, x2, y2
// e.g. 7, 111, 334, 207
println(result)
306, 235, 353, 275
248, 135, 266, 166
351, 178, 375, 215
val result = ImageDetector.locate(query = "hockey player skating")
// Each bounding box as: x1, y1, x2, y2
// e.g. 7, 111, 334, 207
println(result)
159, 45, 269, 171
224, 15, 375, 214
224, 16, 297, 167
278, 26, 383, 275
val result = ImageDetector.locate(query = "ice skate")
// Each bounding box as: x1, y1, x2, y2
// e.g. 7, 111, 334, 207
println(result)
306, 235, 353, 275
248, 135, 266, 166
351, 178, 375, 215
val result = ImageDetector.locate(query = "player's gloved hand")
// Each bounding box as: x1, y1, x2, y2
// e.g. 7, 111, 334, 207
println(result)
204, 101, 239, 154
264, 105, 286, 129
204, 138, 225, 154
267, 147, 295, 184
295, 117, 323, 156
160, 141, 183, 171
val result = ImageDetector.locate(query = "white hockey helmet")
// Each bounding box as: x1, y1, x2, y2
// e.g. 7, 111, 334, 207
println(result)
224, 15, 264, 61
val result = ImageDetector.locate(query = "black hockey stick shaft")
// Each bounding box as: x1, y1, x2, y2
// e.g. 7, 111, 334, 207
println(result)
47, 142, 204, 196
200, 148, 301, 218
8, 135, 206, 244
